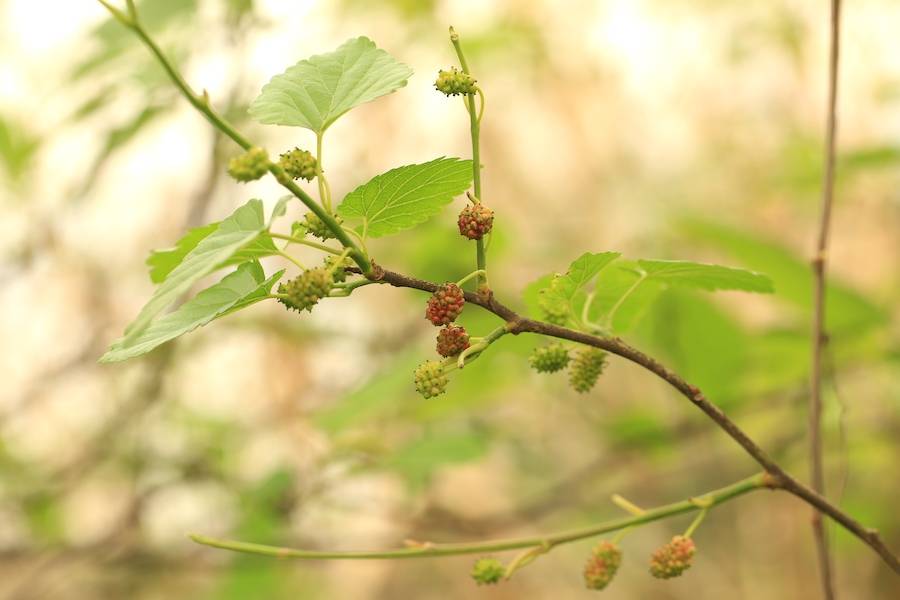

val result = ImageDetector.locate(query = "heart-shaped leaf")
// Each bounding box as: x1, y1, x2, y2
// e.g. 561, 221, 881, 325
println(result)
248, 37, 413, 134
337, 157, 473, 238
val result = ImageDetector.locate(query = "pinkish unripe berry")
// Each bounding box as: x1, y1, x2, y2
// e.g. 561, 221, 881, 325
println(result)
436, 325, 470, 357
425, 283, 465, 326
458, 203, 494, 240
649, 535, 695, 579
583, 540, 622, 590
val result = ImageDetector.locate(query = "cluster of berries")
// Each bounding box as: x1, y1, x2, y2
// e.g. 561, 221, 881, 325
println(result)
471, 536, 697, 590
229, 145, 320, 184
434, 68, 494, 241
529, 344, 607, 393
226, 145, 350, 315
415, 283, 469, 398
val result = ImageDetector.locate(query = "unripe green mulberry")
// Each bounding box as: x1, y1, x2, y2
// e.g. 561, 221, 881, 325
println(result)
323, 256, 348, 283
227, 147, 269, 182
529, 344, 570, 373
276, 268, 332, 312
583, 540, 622, 591
414, 360, 449, 399
278, 147, 317, 181
435, 67, 477, 96
649, 535, 695, 579
303, 211, 343, 241
458, 203, 494, 240
568, 347, 607, 393
541, 305, 569, 326
436, 325, 470, 357
471, 557, 504, 585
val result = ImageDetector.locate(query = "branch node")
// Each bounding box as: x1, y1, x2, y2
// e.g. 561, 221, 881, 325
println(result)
366, 262, 385, 282
688, 495, 714, 509
761, 472, 782, 489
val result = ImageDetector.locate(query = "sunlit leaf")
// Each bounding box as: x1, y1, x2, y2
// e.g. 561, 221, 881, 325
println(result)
119, 199, 268, 343
248, 36, 413, 134
537, 251, 621, 318
337, 157, 473, 238
102, 262, 282, 362
147, 222, 218, 283
591, 261, 663, 332
148, 198, 290, 283
636, 259, 774, 293
681, 219, 886, 333
638, 289, 749, 405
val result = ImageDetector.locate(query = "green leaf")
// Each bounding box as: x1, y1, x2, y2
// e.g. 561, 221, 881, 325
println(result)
636, 259, 774, 293
538, 251, 621, 316
148, 199, 289, 283
637, 290, 749, 406
120, 199, 268, 342
248, 36, 413, 134
337, 157, 473, 238
101, 262, 282, 362
587, 259, 770, 334
522, 274, 554, 320
148, 228, 279, 283
225, 233, 279, 265
147, 222, 218, 283
680, 219, 886, 333
591, 261, 663, 332
269, 196, 290, 222
223, 269, 285, 317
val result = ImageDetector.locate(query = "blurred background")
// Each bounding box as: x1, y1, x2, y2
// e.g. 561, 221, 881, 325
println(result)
1, 0, 898, 598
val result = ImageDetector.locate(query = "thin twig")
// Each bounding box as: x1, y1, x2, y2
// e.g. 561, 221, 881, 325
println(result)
810, 1, 842, 597
190, 475, 767, 559
449, 27, 487, 289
